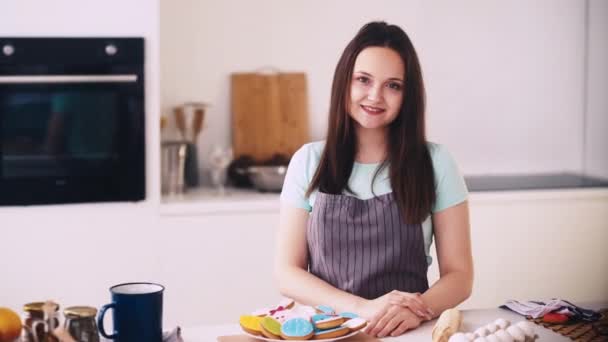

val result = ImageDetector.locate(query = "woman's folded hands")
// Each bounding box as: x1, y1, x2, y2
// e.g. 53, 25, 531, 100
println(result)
357, 290, 435, 337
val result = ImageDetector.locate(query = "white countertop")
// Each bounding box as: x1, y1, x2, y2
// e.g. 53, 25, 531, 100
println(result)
180, 306, 598, 341
160, 187, 608, 216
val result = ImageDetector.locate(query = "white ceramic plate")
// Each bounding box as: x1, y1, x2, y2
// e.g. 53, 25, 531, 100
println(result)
243, 329, 361, 341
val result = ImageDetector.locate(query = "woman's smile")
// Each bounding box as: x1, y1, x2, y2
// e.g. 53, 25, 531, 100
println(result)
361, 104, 386, 115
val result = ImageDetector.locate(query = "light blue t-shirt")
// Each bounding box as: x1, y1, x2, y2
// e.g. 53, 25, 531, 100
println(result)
280, 141, 468, 266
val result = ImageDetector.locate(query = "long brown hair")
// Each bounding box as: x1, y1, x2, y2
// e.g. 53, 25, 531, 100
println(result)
306, 21, 435, 224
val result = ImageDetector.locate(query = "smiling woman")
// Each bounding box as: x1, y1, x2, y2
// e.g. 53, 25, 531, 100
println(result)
349, 47, 405, 132
274, 21, 473, 338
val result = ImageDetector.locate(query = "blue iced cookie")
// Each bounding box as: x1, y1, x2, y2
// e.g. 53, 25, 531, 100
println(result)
339, 312, 358, 320
315, 305, 335, 314
311, 314, 332, 323
280, 318, 314, 340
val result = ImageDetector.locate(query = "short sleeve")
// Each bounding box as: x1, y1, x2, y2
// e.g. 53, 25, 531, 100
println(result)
280, 144, 313, 212
431, 144, 469, 213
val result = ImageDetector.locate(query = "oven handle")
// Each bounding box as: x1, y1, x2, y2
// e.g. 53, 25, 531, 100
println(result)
0, 74, 137, 83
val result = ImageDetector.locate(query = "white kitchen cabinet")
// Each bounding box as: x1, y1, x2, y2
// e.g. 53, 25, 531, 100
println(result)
156, 188, 608, 326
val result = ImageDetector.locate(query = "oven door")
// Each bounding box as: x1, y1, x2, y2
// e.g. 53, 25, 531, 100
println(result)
0, 74, 145, 205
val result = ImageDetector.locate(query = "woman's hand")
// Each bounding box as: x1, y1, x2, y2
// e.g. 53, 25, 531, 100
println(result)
356, 290, 433, 320
386, 290, 434, 319
365, 305, 423, 338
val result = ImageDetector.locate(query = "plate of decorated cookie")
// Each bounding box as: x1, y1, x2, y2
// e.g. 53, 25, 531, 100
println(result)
239, 299, 368, 341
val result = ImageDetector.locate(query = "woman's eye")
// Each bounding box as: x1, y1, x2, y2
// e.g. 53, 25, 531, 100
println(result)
356, 76, 370, 84
387, 82, 402, 91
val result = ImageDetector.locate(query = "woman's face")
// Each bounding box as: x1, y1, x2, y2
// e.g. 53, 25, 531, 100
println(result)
348, 46, 405, 131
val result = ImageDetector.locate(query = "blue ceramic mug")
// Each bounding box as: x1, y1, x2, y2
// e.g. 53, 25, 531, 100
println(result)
97, 282, 164, 342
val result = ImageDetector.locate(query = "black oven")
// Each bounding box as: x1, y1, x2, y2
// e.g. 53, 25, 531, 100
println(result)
0, 38, 145, 205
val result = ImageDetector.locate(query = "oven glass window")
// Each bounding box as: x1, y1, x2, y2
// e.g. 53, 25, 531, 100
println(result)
1, 90, 120, 178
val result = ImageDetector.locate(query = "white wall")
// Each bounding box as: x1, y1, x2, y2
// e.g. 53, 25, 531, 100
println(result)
0, 0, 164, 326
586, 0, 608, 178
161, 0, 590, 176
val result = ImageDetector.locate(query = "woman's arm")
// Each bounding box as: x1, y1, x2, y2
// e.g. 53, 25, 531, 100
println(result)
273, 204, 366, 314
421, 200, 474, 317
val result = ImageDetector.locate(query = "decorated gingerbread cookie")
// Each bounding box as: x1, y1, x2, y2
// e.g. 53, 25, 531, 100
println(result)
342, 317, 367, 332
315, 305, 335, 315
282, 305, 317, 322
238, 315, 263, 336
313, 316, 345, 330
270, 307, 291, 323
338, 312, 358, 320
264, 304, 317, 324
311, 314, 332, 322
280, 318, 314, 340
313, 326, 350, 340
252, 297, 296, 317
278, 297, 296, 310
260, 316, 282, 339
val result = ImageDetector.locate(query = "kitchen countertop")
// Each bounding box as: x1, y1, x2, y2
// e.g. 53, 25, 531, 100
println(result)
160, 173, 608, 216
465, 172, 608, 192
181, 304, 607, 341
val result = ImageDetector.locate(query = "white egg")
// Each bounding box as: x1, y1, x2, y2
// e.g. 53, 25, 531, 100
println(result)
485, 323, 500, 333
494, 330, 515, 342
515, 321, 536, 338
466, 332, 477, 341
506, 326, 526, 342
449, 332, 470, 342
494, 318, 511, 329
474, 327, 490, 337
474, 337, 488, 342
486, 334, 501, 342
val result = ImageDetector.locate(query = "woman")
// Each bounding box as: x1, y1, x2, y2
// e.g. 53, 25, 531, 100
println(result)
274, 21, 473, 338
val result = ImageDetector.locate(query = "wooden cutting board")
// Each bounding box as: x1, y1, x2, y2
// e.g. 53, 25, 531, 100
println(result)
231, 72, 310, 162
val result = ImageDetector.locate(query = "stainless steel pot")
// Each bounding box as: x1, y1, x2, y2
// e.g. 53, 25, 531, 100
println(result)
240, 165, 287, 192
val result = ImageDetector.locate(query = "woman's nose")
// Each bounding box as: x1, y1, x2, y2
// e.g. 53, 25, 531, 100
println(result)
366, 84, 382, 101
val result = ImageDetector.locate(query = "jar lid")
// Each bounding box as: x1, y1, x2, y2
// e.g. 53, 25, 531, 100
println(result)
64, 306, 97, 318
23, 301, 59, 313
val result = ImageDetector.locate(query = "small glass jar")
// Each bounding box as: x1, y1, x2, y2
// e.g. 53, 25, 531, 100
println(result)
63, 306, 100, 342
21, 301, 60, 342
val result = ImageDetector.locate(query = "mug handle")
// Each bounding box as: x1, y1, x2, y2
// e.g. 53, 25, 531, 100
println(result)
30, 320, 48, 342
97, 303, 118, 339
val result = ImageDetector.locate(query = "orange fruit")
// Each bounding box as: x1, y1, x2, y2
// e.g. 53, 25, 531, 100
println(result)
0, 307, 22, 342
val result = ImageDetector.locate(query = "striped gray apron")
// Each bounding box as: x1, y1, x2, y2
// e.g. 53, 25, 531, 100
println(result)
307, 192, 429, 299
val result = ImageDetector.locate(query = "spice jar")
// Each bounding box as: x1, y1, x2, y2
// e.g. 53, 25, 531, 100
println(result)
21, 301, 60, 342
63, 306, 100, 342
